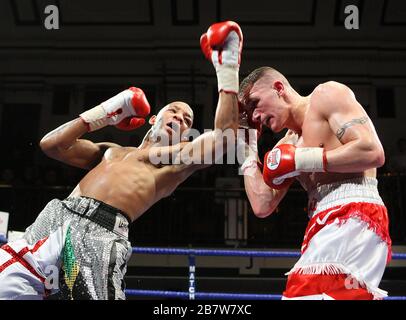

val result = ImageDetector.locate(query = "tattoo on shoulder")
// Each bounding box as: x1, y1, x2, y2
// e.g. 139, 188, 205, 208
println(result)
336, 116, 369, 140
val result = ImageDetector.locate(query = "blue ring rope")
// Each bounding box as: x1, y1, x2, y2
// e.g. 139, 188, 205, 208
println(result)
133, 247, 300, 258
2, 236, 405, 260
125, 289, 406, 300
132, 246, 406, 260
125, 289, 282, 300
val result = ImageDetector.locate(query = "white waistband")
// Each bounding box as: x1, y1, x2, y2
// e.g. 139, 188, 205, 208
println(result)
307, 177, 384, 218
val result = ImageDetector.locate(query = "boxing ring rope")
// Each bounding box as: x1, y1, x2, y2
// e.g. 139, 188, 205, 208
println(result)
125, 289, 283, 300
131, 247, 406, 260
0, 235, 8, 244
1, 236, 405, 299
127, 246, 406, 300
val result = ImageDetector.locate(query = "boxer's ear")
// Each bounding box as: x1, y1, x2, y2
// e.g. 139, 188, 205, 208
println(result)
273, 81, 284, 97
149, 115, 157, 125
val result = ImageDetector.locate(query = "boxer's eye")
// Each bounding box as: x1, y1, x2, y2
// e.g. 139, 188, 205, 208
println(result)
243, 100, 256, 113
249, 100, 258, 110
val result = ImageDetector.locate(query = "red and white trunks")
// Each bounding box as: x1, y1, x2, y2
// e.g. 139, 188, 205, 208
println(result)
283, 177, 391, 300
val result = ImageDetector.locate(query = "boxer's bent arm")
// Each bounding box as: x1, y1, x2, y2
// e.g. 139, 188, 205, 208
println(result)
244, 167, 291, 217
243, 130, 297, 217
317, 82, 385, 172
39, 118, 120, 169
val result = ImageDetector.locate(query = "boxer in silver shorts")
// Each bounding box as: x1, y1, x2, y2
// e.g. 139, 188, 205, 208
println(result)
0, 21, 243, 299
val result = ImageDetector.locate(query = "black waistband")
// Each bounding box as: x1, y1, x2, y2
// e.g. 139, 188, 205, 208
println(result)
62, 197, 131, 233
83, 196, 131, 223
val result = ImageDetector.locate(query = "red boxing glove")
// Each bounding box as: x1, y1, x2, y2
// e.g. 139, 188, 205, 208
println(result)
115, 117, 145, 131
263, 144, 327, 190
80, 87, 150, 132
200, 21, 243, 94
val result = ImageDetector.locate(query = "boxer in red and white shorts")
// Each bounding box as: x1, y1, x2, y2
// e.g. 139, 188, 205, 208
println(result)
238, 66, 391, 299
283, 177, 390, 299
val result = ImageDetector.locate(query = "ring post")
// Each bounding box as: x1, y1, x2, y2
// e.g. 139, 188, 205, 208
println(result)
188, 253, 196, 300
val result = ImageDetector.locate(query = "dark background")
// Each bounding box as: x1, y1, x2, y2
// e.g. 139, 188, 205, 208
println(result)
0, 0, 405, 249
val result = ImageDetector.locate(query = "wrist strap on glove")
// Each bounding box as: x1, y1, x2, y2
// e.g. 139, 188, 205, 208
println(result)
216, 65, 239, 94
295, 147, 327, 172
237, 130, 258, 177
80, 105, 108, 132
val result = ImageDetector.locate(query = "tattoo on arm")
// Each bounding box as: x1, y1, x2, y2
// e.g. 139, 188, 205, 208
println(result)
336, 116, 369, 141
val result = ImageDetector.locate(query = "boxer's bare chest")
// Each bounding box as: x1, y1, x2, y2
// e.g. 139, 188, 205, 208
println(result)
128, 147, 189, 200
296, 111, 340, 150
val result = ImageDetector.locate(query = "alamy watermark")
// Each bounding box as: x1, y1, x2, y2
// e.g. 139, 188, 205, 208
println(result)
344, 5, 359, 30
344, 274, 366, 290
148, 128, 257, 172
44, 5, 59, 30
42, 4, 360, 31
44, 264, 59, 290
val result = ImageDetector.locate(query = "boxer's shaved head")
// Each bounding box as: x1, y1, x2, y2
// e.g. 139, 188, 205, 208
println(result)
239, 67, 291, 105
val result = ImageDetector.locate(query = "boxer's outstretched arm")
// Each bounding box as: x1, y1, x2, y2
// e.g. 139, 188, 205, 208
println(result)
317, 82, 385, 172
168, 92, 238, 176
164, 21, 242, 177
147, 93, 239, 178
40, 118, 120, 170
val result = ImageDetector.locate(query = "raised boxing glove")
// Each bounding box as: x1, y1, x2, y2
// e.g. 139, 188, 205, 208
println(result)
200, 21, 243, 94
